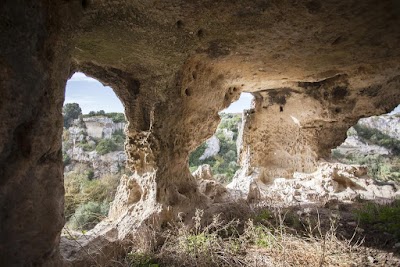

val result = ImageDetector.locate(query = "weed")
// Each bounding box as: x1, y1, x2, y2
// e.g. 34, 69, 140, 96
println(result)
126, 252, 159, 267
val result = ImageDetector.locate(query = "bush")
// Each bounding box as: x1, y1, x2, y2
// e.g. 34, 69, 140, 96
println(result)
64, 166, 119, 224
126, 252, 159, 267
151, 208, 360, 267
78, 141, 96, 152
106, 112, 126, 123
189, 143, 207, 167
96, 139, 117, 155
69, 201, 109, 230
112, 129, 126, 149
333, 152, 400, 182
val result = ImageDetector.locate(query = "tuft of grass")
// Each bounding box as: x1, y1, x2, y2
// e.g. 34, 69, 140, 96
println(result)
126, 252, 159, 267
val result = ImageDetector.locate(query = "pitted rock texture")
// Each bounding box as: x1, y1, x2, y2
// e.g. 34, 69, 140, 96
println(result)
229, 162, 400, 204
1, 0, 400, 265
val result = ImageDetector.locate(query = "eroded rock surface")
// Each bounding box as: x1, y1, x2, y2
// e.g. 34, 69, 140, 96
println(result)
1, 0, 400, 265
229, 162, 400, 204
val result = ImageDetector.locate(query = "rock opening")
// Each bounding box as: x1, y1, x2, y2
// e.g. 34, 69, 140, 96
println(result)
62, 72, 127, 233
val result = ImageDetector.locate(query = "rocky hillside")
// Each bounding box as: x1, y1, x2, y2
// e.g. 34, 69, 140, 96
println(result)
333, 113, 400, 182
62, 116, 127, 178
62, 106, 128, 231
189, 113, 242, 183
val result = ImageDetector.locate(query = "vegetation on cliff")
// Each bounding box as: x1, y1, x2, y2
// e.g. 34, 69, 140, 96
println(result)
332, 116, 400, 182
62, 103, 127, 230
63, 103, 82, 129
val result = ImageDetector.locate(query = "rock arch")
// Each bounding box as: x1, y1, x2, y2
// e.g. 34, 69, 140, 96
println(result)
1, 0, 400, 265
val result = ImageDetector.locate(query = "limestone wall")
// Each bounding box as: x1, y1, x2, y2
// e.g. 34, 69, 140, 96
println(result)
83, 117, 125, 139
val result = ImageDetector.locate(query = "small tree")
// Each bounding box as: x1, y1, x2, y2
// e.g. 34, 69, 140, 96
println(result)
63, 103, 82, 129
97, 110, 106, 116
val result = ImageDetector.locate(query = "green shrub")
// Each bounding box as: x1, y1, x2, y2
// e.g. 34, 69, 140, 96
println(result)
78, 142, 95, 152
69, 201, 109, 230
106, 112, 126, 123
126, 252, 159, 267
331, 149, 345, 160
64, 167, 119, 223
112, 129, 126, 149
333, 152, 400, 182
96, 139, 117, 155
83, 111, 126, 123
189, 143, 207, 167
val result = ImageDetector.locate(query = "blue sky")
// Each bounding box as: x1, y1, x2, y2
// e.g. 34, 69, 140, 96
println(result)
65, 72, 253, 114
65, 73, 124, 114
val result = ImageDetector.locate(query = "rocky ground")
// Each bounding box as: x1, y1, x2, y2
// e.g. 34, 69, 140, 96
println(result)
191, 161, 400, 266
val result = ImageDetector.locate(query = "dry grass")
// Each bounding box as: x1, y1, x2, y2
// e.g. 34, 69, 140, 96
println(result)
124, 207, 365, 267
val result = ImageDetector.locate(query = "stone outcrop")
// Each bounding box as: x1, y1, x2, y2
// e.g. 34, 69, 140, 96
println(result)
65, 148, 126, 177
358, 114, 400, 140
83, 117, 125, 139
229, 162, 400, 204
337, 112, 400, 156
1, 0, 400, 265
199, 135, 220, 160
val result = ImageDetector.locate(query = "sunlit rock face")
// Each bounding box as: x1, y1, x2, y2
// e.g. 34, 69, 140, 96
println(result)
83, 117, 125, 139
199, 136, 220, 160
1, 0, 400, 265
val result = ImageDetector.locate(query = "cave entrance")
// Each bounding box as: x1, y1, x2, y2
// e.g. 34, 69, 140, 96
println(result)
189, 92, 254, 184
62, 72, 128, 234
331, 104, 400, 182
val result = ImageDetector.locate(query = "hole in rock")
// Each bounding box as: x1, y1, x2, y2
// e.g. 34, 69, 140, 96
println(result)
189, 93, 254, 183
331, 104, 400, 182
81, 0, 89, 9
62, 72, 129, 234
176, 20, 184, 29
197, 29, 204, 38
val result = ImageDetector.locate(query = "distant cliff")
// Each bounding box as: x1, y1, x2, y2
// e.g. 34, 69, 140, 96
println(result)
83, 116, 125, 139
333, 113, 400, 181
62, 116, 127, 178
